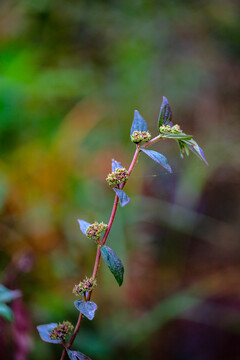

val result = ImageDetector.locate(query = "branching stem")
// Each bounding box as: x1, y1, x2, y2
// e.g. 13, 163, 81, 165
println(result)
60, 141, 157, 360
141, 134, 161, 148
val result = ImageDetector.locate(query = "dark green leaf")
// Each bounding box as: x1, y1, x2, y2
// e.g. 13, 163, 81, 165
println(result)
158, 96, 172, 127
78, 219, 91, 236
140, 148, 172, 173
67, 349, 92, 360
130, 110, 147, 135
0, 303, 13, 321
101, 245, 124, 286
113, 188, 130, 207
37, 323, 60, 344
112, 159, 123, 172
0, 285, 21, 303
74, 300, 97, 320
178, 141, 189, 158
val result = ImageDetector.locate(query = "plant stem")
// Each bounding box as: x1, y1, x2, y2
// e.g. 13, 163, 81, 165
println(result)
60, 314, 84, 360
60, 141, 156, 359
60, 349, 66, 360
68, 314, 83, 348
92, 246, 102, 279
100, 193, 119, 247
141, 134, 161, 148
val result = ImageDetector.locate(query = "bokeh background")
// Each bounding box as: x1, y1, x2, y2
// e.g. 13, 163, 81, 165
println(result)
0, 1, 240, 359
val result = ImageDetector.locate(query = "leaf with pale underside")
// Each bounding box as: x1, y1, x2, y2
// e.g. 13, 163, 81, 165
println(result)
78, 219, 91, 236
67, 349, 92, 360
130, 110, 147, 136
182, 139, 208, 165
37, 323, 60, 344
101, 245, 124, 286
113, 188, 130, 207
74, 300, 97, 320
112, 159, 123, 172
140, 148, 172, 173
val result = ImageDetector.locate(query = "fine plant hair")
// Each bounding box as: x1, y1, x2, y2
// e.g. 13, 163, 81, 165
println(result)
37, 97, 208, 360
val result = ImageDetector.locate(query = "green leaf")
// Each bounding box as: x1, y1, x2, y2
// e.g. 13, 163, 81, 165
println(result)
37, 323, 61, 344
101, 245, 124, 286
67, 349, 92, 360
74, 300, 97, 320
113, 188, 130, 207
140, 148, 172, 173
130, 110, 147, 136
78, 219, 91, 236
112, 159, 123, 172
158, 96, 172, 127
178, 141, 189, 158
0, 285, 21, 303
0, 303, 13, 321
161, 132, 192, 140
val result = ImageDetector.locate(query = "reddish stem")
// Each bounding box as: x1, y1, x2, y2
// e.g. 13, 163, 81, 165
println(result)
92, 246, 102, 279
60, 313, 84, 360
68, 314, 83, 348
141, 134, 161, 148
60, 143, 152, 359
60, 349, 66, 360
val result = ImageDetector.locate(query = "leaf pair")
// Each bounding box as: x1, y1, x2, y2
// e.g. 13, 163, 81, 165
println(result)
179, 139, 208, 165
77, 221, 124, 286
130, 111, 172, 173
158, 97, 207, 165
37, 324, 92, 359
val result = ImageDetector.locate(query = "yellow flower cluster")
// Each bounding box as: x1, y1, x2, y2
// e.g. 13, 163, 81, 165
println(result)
131, 130, 151, 143
86, 222, 107, 242
106, 168, 129, 186
159, 124, 182, 134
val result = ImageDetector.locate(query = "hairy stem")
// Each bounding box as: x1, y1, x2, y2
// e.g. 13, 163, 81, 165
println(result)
60, 141, 156, 359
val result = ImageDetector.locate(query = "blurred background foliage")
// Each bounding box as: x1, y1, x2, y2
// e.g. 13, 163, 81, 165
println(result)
0, 0, 240, 359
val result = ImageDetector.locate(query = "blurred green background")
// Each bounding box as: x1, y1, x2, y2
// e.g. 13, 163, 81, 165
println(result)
0, 0, 240, 359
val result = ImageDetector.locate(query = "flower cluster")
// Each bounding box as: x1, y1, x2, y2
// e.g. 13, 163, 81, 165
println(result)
73, 277, 97, 297
106, 168, 129, 186
159, 124, 182, 134
86, 222, 107, 242
131, 130, 151, 143
49, 321, 73, 341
